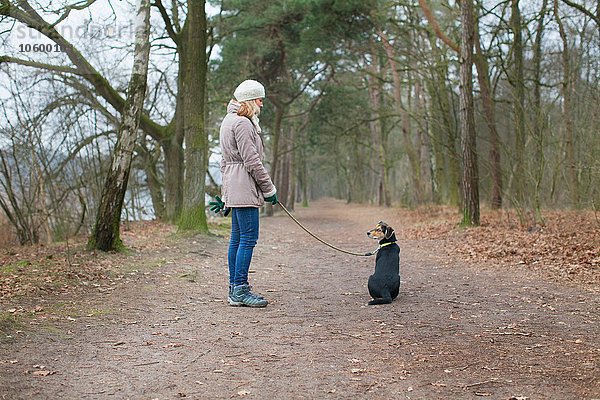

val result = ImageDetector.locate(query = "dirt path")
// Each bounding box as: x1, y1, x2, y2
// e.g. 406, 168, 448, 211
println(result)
1, 199, 599, 399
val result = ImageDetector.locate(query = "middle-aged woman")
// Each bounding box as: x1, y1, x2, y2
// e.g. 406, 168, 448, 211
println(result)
210, 79, 278, 308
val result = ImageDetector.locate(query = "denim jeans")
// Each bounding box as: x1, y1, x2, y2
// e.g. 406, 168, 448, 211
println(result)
228, 207, 259, 286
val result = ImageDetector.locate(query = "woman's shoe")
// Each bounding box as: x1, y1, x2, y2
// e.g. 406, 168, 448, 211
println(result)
230, 284, 268, 307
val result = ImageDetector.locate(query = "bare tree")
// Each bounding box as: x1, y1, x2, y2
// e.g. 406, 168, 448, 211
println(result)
88, 0, 151, 251
459, 0, 479, 226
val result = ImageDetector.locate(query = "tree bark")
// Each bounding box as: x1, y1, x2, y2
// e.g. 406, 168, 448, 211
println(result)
89, 0, 151, 251
532, 0, 549, 219
459, 0, 480, 226
511, 0, 527, 208
178, 0, 208, 232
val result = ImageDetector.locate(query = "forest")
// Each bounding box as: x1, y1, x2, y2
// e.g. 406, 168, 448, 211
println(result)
0, 0, 598, 249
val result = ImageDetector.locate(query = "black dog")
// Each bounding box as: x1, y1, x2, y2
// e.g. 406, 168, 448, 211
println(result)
366, 221, 400, 305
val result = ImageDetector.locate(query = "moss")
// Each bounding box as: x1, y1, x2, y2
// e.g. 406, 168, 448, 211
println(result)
177, 206, 209, 233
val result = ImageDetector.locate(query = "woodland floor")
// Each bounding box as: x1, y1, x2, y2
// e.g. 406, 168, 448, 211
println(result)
0, 199, 598, 400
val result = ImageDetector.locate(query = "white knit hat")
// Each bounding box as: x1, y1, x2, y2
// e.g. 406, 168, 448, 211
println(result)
233, 79, 265, 102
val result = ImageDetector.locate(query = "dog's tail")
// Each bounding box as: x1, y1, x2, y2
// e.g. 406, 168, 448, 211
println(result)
368, 297, 392, 305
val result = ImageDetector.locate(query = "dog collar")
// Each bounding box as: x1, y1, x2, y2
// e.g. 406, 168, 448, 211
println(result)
366, 241, 396, 256
364, 241, 397, 256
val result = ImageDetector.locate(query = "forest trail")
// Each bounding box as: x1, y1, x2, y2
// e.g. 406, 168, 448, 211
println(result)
1, 199, 598, 399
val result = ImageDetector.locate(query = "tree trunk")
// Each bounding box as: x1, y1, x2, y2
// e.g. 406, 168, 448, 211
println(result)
379, 30, 421, 205
554, 0, 579, 207
138, 143, 166, 219
459, 0, 480, 226
178, 0, 208, 232
473, 16, 503, 209
88, 0, 151, 251
278, 142, 291, 209
511, 0, 527, 208
418, 5, 465, 207
532, 0, 549, 219
288, 125, 296, 211
267, 102, 286, 216
366, 44, 387, 206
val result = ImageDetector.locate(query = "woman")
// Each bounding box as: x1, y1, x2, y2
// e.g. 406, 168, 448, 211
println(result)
210, 79, 278, 308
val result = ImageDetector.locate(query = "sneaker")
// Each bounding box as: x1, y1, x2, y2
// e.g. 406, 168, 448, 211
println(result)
247, 285, 265, 299
228, 284, 264, 304
229, 284, 268, 307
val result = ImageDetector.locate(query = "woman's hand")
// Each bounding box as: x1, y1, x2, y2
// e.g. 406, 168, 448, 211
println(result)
264, 193, 278, 205
209, 196, 231, 216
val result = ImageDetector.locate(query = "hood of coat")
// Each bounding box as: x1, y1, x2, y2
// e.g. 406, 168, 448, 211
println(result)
227, 100, 240, 114
226, 100, 262, 134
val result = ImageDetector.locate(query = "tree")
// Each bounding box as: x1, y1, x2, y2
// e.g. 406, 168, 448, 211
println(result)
178, 0, 208, 232
459, 0, 479, 226
419, 0, 502, 209
88, 0, 151, 251
554, 0, 579, 207
510, 0, 526, 210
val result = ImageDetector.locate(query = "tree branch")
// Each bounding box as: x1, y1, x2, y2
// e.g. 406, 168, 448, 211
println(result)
50, 0, 97, 27
418, 0, 460, 53
3, 0, 167, 141
560, 0, 600, 25
152, 0, 180, 44
0, 55, 80, 75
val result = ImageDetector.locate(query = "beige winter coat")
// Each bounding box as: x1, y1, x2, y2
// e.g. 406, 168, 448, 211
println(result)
219, 101, 276, 207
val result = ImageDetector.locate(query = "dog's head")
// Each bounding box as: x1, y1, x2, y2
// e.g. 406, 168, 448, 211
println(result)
367, 221, 395, 241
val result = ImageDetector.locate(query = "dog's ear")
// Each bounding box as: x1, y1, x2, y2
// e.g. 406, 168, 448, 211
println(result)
384, 225, 394, 239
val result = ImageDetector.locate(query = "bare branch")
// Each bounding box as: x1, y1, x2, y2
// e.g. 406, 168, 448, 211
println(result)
2, 0, 167, 141
0, 55, 80, 75
560, 0, 600, 26
153, 0, 180, 44
50, 0, 97, 27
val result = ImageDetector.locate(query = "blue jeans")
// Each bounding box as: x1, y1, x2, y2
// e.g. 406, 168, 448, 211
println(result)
228, 207, 259, 286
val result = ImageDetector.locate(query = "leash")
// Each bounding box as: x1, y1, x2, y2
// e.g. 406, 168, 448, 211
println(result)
277, 202, 378, 257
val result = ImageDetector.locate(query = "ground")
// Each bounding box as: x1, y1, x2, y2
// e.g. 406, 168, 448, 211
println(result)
0, 199, 598, 399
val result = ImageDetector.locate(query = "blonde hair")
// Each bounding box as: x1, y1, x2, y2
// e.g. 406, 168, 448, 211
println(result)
236, 99, 260, 119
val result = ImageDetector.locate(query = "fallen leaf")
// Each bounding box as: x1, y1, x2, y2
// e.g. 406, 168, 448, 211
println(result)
32, 370, 55, 377
162, 343, 183, 348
